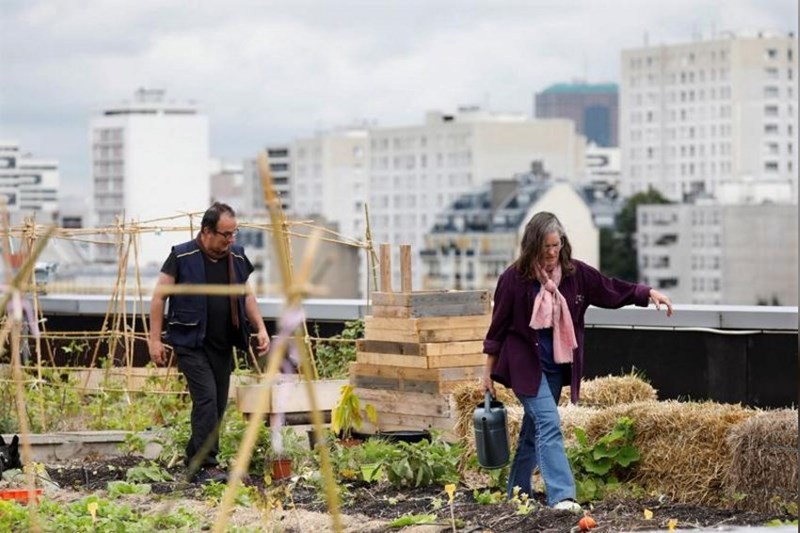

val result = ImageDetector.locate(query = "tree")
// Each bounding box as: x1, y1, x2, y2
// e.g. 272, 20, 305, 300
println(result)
600, 188, 670, 282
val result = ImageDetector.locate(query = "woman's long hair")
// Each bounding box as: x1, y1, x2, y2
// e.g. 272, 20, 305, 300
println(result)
513, 211, 575, 279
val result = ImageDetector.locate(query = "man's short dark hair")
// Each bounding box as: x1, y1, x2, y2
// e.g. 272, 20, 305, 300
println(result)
201, 202, 236, 231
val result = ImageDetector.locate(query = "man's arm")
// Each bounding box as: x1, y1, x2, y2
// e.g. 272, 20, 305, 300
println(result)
245, 283, 270, 355
149, 272, 175, 366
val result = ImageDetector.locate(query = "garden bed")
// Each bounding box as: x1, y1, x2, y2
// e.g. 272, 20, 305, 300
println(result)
13, 455, 791, 532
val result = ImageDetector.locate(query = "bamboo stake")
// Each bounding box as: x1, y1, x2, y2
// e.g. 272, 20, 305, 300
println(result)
363, 202, 378, 309
83, 218, 125, 393
212, 153, 342, 533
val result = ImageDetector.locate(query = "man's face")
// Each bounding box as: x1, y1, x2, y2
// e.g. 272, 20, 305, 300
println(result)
205, 213, 238, 255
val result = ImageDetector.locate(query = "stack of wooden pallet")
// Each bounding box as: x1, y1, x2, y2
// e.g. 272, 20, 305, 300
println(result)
352, 244, 491, 439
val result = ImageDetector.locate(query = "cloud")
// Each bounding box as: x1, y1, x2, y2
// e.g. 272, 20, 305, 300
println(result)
0, 0, 796, 194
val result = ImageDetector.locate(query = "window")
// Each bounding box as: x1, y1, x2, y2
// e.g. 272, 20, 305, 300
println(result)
765, 161, 779, 172
766, 48, 778, 59
764, 86, 779, 98
765, 67, 779, 79
764, 124, 779, 135
764, 105, 779, 117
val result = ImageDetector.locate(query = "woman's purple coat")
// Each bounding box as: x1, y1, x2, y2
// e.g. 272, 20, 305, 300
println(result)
484, 260, 651, 403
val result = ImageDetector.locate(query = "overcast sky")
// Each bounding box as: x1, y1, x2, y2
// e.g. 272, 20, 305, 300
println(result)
0, 0, 796, 196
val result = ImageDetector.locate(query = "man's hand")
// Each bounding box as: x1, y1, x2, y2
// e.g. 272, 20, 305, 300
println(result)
649, 288, 674, 317
254, 329, 270, 355
149, 339, 166, 366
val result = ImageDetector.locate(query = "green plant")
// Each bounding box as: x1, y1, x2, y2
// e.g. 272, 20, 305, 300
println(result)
274, 427, 307, 463
387, 513, 437, 528
508, 486, 534, 515
312, 320, 363, 379
360, 436, 395, 463
201, 480, 257, 506
472, 488, 504, 505
118, 433, 146, 456
107, 480, 152, 498
23, 368, 82, 433
329, 441, 364, 480
566, 416, 641, 503
126, 462, 173, 483
0, 495, 202, 531
331, 384, 377, 440
156, 407, 192, 467
217, 404, 272, 474
384, 434, 462, 488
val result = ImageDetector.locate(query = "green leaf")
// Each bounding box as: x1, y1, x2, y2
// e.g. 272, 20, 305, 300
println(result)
615, 446, 641, 467
388, 514, 437, 528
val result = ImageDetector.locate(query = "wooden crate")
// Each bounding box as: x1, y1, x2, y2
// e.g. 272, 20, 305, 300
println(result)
351, 243, 491, 440
371, 290, 490, 318
236, 378, 346, 415
350, 362, 483, 395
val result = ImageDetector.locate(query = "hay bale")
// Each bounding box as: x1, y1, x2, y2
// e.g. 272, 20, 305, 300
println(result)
559, 373, 658, 407
583, 400, 755, 506
725, 409, 798, 513
451, 382, 519, 439
559, 404, 601, 448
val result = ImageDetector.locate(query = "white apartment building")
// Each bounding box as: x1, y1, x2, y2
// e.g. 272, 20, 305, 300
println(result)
291, 129, 369, 241
0, 141, 59, 224
90, 88, 210, 265
369, 108, 586, 290
210, 159, 244, 208
621, 31, 798, 202
242, 145, 292, 217
638, 203, 798, 305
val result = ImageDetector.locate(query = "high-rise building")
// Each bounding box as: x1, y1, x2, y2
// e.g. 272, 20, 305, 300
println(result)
368, 108, 585, 290
0, 141, 59, 223
291, 129, 368, 241
535, 83, 619, 147
242, 145, 292, 217
638, 202, 798, 305
90, 88, 210, 265
621, 31, 798, 202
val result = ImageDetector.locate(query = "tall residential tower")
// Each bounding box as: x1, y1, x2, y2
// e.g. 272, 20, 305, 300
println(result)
620, 31, 798, 202
90, 88, 210, 265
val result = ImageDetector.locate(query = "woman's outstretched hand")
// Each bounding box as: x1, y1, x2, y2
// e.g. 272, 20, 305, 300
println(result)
649, 288, 674, 317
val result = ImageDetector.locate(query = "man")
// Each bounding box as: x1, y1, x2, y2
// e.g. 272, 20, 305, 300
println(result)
149, 202, 270, 483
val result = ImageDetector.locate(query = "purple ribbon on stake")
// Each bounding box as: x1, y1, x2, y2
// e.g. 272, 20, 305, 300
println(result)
267, 307, 305, 456
5, 294, 40, 338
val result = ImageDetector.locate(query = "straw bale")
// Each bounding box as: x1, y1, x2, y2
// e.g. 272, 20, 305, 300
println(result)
451, 382, 519, 439
725, 409, 798, 513
583, 400, 755, 506
558, 373, 658, 407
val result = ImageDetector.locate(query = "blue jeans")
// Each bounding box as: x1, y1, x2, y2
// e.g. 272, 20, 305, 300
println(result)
507, 371, 576, 506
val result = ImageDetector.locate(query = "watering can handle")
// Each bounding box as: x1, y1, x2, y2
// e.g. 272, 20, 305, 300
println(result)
484, 390, 493, 412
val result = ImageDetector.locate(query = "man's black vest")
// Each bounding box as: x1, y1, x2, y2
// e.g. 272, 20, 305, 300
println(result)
164, 240, 251, 351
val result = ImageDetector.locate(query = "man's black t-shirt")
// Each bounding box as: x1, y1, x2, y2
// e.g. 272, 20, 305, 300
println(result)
161, 251, 254, 354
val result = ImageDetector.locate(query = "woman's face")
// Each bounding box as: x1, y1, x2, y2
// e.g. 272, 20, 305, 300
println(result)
541, 231, 562, 272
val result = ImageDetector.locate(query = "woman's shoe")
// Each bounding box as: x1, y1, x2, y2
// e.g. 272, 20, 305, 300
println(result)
552, 499, 582, 512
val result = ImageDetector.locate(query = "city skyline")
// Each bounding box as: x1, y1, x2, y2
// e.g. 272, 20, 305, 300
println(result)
1, 0, 797, 195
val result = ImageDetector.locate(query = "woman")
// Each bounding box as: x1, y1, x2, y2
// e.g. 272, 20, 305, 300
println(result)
482, 212, 672, 511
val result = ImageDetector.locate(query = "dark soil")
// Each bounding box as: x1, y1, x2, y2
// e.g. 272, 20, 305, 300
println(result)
46, 456, 795, 532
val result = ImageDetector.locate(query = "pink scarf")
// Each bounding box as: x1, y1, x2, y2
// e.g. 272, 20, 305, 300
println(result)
529, 264, 578, 364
